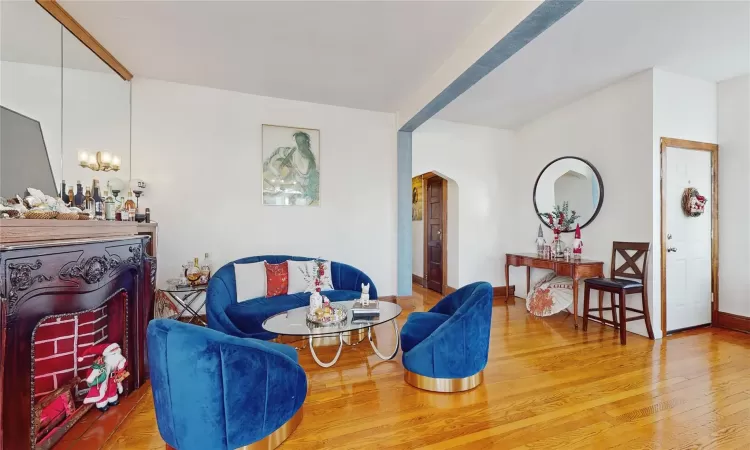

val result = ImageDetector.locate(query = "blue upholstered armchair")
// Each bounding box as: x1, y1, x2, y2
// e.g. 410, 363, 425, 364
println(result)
207, 255, 377, 340
400, 282, 493, 392
147, 320, 307, 450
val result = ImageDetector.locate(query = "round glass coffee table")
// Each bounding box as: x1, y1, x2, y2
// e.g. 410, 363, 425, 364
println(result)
263, 300, 402, 367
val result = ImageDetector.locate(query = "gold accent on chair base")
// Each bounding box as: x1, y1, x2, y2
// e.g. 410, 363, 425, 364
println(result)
237, 407, 303, 450
404, 370, 483, 393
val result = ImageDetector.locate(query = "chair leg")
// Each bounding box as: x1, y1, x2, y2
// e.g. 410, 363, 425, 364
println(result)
641, 289, 655, 340
598, 290, 604, 320
583, 285, 591, 331
610, 292, 619, 330
619, 290, 627, 345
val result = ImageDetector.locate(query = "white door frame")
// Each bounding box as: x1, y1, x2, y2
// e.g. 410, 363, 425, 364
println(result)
660, 137, 719, 336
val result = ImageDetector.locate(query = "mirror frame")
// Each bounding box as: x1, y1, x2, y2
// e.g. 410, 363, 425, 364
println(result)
532, 156, 604, 232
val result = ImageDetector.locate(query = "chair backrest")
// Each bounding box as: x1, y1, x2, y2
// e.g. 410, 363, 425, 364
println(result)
147, 319, 306, 450
610, 242, 650, 282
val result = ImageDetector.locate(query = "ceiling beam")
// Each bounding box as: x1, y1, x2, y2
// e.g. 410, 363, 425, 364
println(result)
36, 0, 133, 81
397, 0, 581, 131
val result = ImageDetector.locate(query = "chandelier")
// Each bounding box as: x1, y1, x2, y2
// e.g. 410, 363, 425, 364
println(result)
77, 150, 121, 172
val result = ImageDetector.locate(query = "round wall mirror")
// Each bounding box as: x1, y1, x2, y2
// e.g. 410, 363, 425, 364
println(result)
533, 157, 603, 232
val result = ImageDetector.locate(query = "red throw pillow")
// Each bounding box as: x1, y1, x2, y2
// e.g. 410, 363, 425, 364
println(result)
265, 261, 289, 297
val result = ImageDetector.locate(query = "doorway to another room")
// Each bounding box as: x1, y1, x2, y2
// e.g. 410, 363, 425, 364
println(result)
660, 138, 719, 335
412, 172, 448, 294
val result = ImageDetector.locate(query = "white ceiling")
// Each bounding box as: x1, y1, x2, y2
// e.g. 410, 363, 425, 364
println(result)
59, 0, 497, 112
1, 0, 123, 74
436, 0, 750, 130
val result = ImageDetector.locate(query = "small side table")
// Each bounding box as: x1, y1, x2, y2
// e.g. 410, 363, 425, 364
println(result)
159, 285, 208, 325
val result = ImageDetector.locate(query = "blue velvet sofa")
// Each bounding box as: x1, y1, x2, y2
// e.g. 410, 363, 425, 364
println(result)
400, 282, 493, 392
207, 255, 377, 340
147, 319, 307, 450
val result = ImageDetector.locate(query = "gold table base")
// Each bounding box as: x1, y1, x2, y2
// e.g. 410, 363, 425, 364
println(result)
238, 407, 303, 450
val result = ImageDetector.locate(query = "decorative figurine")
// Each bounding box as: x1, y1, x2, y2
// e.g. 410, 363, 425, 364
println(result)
78, 343, 129, 412
360, 283, 371, 306
535, 224, 546, 255
573, 223, 583, 259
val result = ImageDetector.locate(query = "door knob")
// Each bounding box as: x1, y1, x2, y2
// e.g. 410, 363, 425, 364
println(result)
667, 247, 677, 253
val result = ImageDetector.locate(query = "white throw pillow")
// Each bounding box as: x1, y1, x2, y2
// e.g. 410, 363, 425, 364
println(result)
287, 260, 334, 294
234, 261, 267, 303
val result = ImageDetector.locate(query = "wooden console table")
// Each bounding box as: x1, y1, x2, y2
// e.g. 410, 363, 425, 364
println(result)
505, 253, 604, 329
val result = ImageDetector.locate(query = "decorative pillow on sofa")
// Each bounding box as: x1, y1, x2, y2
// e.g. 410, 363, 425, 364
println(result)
234, 261, 266, 303
287, 260, 334, 294
265, 261, 289, 297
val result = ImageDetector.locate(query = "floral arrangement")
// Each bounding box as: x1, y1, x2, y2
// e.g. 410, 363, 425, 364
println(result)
538, 202, 580, 232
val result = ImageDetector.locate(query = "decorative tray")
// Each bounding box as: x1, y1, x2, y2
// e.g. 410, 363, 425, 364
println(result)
306, 304, 347, 326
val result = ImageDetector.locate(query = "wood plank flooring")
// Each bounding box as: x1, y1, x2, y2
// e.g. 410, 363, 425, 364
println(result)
57, 284, 750, 449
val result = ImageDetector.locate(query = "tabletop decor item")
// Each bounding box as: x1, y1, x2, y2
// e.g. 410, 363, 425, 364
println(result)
681, 187, 707, 217
262, 124, 320, 206
78, 342, 129, 412
572, 223, 583, 259
306, 302, 347, 325
535, 224, 546, 255
360, 282, 371, 305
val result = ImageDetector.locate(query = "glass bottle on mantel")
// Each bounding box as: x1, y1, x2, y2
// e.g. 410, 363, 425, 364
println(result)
67, 186, 75, 207
74, 181, 85, 208
123, 191, 136, 221
60, 180, 68, 205
104, 190, 116, 221
84, 186, 93, 211
93, 179, 103, 219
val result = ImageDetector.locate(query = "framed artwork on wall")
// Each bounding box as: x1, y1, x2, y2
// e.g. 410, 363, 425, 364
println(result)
262, 124, 320, 206
412, 175, 423, 221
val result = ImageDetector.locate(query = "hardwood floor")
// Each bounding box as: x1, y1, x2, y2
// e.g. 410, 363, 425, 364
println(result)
57, 284, 750, 449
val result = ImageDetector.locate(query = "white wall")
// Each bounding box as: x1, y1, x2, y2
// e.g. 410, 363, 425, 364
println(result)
513, 70, 656, 337
718, 75, 750, 317
412, 219, 424, 279
652, 68, 718, 333
130, 77, 398, 295
412, 119, 515, 288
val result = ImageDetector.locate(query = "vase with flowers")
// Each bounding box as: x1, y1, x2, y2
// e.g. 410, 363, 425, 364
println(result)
549, 213, 565, 258
308, 260, 327, 311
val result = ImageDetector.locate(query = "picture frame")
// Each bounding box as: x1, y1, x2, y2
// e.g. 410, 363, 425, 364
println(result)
262, 124, 321, 206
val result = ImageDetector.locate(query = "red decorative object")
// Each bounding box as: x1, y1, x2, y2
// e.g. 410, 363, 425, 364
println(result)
79, 342, 129, 412
682, 187, 707, 217
573, 223, 583, 257
265, 261, 289, 297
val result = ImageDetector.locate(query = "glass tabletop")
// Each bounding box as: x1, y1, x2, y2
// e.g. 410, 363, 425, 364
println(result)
160, 285, 207, 294
262, 300, 402, 336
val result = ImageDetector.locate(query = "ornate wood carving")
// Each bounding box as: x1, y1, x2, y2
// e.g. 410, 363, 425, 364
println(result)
59, 254, 122, 284
126, 245, 142, 266
7, 260, 54, 311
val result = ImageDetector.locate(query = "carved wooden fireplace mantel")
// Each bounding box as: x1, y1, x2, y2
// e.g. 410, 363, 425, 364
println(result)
0, 234, 156, 449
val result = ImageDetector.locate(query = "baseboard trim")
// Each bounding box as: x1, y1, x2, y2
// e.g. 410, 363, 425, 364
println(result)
442, 285, 515, 298
716, 311, 750, 334
412, 274, 425, 286
379, 295, 398, 303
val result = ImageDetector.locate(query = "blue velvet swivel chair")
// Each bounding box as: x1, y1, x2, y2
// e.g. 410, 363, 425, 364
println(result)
400, 282, 493, 392
147, 320, 307, 450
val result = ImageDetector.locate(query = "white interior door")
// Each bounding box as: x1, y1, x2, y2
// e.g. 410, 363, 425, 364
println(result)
665, 146, 712, 332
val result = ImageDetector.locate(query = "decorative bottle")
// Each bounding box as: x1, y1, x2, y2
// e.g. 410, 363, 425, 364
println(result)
61, 180, 68, 205
104, 190, 116, 221
124, 191, 136, 221
74, 181, 85, 208
186, 257, 201, 285
84, 186, 93, 211
199, 253, 212, 285
93, 179, 103, 219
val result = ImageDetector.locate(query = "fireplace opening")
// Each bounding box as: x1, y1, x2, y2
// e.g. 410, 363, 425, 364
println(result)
32, 290, 129, 449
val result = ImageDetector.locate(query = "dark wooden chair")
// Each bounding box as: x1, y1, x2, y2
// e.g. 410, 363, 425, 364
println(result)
583, 242, 654, 344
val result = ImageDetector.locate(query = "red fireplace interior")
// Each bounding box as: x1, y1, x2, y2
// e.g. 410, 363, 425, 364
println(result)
32, 291, 128, 448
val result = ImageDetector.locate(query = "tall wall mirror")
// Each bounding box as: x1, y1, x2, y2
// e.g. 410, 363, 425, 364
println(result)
0, 0, 62, 197
0, 0, 131, 201
533, 156, 604, 232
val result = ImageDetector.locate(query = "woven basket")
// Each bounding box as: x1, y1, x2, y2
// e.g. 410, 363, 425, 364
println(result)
25, 210, 58, 220
56, 212, 80, 220
78, 213, 92, 220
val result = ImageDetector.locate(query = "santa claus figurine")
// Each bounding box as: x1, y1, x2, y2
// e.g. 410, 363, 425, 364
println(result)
78, 342, 129, 412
